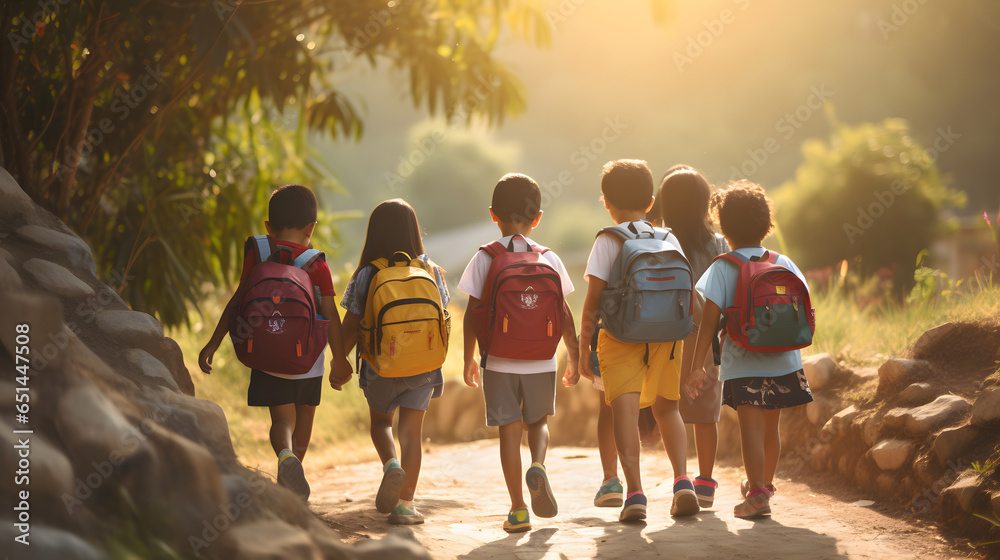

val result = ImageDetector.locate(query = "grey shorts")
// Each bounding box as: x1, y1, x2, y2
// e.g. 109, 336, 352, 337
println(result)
482, 370, 556, 427
359, 361, 444, 415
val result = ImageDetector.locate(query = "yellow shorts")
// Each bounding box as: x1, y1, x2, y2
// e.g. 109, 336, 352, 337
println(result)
597, 330, 681, 408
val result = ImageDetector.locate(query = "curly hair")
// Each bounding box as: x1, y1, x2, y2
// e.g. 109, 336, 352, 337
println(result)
709, 180, 774, 247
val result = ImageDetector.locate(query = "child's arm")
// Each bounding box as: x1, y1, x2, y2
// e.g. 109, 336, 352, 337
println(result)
577, 277, 605, 383
678, 291, 705, 395
684, 298, 721, 400
341, 311, 360, 354
463, 296, 481, 388
321, 297, 353, 390
561, 302, 581, 387
198, 289, 240, 374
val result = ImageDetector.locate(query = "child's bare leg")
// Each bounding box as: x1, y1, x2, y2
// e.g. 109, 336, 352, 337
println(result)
597, 393, 618, 482
526, 415, 549, 465
611, 393, 642, 494
369, 408, 397, 465
291, 405, 317, 461
397, 407, 425, 501
498, 421, 527, 511
736, 405, 767, 490
268, 404, 296, 456
651, 396, 688, 479
693, 423, 718, 479
763, 409, 781, 486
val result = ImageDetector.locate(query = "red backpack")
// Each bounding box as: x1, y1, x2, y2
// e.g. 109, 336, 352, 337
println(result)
229, 235, 330, 374
714, 250, 815, 353
471, 235, 564, 367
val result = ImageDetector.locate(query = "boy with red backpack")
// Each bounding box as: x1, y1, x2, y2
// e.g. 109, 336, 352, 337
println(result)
199, 185, 353, 501
459, 173, 579, 533
685, 180, 815, 519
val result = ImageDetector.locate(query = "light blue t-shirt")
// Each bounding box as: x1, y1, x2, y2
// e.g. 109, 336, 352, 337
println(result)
695, 247, 807, 381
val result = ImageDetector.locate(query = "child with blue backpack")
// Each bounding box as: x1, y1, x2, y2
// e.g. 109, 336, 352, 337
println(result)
578, 159, 700, 522
686, 180, 814, 519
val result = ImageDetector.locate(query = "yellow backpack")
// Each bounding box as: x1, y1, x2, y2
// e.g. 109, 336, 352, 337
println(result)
358, 252, 449, 377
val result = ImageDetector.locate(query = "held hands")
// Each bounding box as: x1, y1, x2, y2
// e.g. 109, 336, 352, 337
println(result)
463, 359, 481, 388
562, 355, 581, 387
329, 357, 353, 390
578, 349, 596, 383
198, 341, 219, 374
684, 364, 708, 400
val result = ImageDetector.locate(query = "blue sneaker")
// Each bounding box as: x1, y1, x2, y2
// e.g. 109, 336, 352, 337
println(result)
619, 492, 647, 522
525, 463, 558, 518
670, 476, 699, 517
694, 476, 718, 508
503, 508, 531, 533
594, 477, 624, 507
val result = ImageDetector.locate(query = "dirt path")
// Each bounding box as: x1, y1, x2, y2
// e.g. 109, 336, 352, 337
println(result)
309, 441, 971, 559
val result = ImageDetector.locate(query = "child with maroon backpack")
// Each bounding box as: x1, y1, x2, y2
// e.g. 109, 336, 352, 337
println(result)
459, 173, 579, 533
199, 184, 353, 501
686, 180, 814, 519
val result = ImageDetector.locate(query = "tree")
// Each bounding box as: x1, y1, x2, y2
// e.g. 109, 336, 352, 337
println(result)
775, 116, 965, 291
1, 0, 548, 325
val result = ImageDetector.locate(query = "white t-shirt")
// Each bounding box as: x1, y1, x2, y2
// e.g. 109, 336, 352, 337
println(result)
458, 235, 575, 374
585, 220, 662, 282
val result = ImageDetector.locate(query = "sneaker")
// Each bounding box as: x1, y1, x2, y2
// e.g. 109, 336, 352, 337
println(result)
276, 452, 310, 500
594, 477, 624, 507
693, 476, 718, 508
619, 492, 647, 522
670, 476, 699, 517
740, 479, 776, 499
376, 459, 407, 514
525, 463, 558, 518
388, 503, 425, 525
734, 487, 772, 519
503, 508, 531, 533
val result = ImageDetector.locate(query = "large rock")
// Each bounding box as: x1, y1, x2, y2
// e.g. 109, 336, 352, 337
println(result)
56, 382, 151, 473
870, 439, 915, 471
0, 290, 69, 371
904, 395, 971, 436
803, 353, 836, 391
96, 310, 164, 354
159, 337, 195, 396
933, 425, 983, 466
16, 224, 96, 275
941, 470, 988, 514
971, 387, 1000, 428
356, 530, 433, 560
0, 420, 74, 498
877, 359, 932, 393
898, 382, 936, 406
122, 349, 180, 392
911, 322, 958, 359
821, 404, 860, 440
0, 523, 108, 560
883, 407, 909, 430
22, 258, 94, 298
0, 165, 32, 203
151, 388, 238, 465
219, 520, 323, 560
806, 397, 835, 426
862, 414, 883, 446
0, 257, 21, 288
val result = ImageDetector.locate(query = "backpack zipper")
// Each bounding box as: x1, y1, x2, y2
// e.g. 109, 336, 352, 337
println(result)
375, 298, 443, 355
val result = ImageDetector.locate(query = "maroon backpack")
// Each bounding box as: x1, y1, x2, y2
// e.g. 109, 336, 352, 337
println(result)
229, 235, 330, 374
471, 235, 564, 367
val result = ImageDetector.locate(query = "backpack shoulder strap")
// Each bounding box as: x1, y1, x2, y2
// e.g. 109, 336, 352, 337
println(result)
761, 250, 779, 264
479, 240, 507, 259
370, 257, 391, 271
291, 248, 325, 271
713, 251, 748, 267
246, 235, 277, 264
597, 224, 635, 242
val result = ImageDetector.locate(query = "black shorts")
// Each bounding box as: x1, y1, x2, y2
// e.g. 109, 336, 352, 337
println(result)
247, 369, 322, 407
722, 369, 813, 410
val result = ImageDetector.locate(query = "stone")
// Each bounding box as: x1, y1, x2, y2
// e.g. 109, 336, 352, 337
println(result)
16, 224, 96, 275
22, 258, 94, 298
355, 530, 433, 560
96, 310, 164, 354
911, 322, 958, 359
122, 349, 180, 392
933, 424, 983, 466
222, 474, 264, 521
153, 388, 238, 465
876, 473, 897, 495
806, 398, 835, 426
809, 442, 833, 470
160, 337, 195, 396
971, 387, 1000, 427
870, 439, 915, 471
803, 353, 836, 391
904, 395, 971, 436
877, 359, 931, 393
898, 382, 936, 406
821, 404, 859, 440
855, 459, 874, 489
0, 523, 108, 560
883, 408, 909, 430
850, 367, 879, 384
941, 470, 987, 514
0, 420, 73, 498
221, 520, 322, 560
0, 290, 69, 371
862, 414, 883, 446
0, 165, 32, 203
56, 382, 151, 472
0, 257, 21, 289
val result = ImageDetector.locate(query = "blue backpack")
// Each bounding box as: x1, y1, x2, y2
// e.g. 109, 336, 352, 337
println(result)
598, 222, 694, 345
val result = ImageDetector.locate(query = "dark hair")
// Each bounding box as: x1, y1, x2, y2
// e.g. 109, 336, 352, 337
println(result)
491, 173, 542, 224
268, 184, 317, 231
601, 159, 653, 211
710, 180, 774, 247
658, 167, 716, 275
356, 199, 426, 271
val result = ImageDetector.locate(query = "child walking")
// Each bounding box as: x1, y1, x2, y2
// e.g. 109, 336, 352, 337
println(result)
686, 180, 813, 519
460, 173, 579, 533
340, 199, 449, 525
578, 159, 699, 522
199, 184, 353, 501
658, 165, 730, 509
